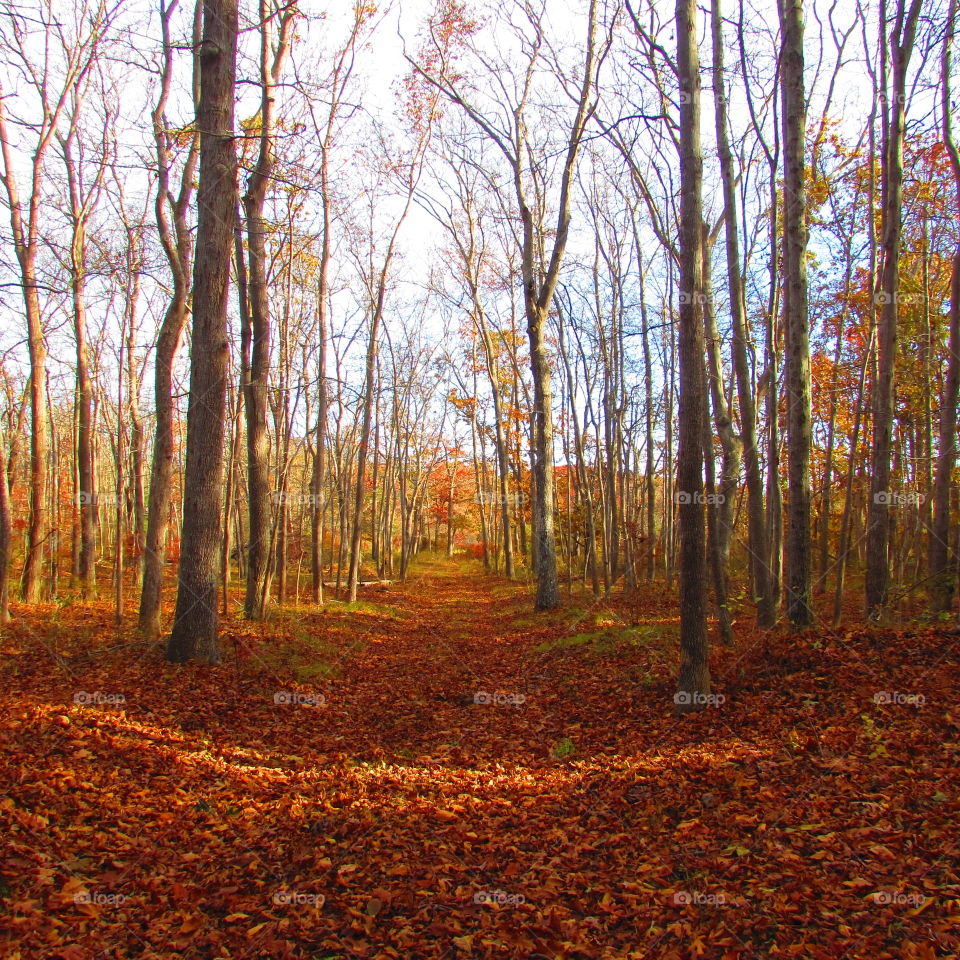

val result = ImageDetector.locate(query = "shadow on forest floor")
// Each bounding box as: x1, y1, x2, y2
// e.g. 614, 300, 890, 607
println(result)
1, 556, 958, 959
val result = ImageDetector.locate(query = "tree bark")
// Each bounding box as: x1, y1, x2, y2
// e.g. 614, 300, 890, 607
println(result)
166, 0, 239, 663
140, 0, 201, 639
930, 0, 960, 613
0, 416, 11, 622
710, 0, 774, 625
241, 0, 293, 620
675, 0, 711, 712
778, 0, 814, 627
865, 0, 923, 621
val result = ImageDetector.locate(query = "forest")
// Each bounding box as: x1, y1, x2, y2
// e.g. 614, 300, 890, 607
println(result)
1, 0, 959, 957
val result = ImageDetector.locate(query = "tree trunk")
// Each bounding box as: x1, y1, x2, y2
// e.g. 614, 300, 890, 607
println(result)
241, 0, 292, 620
675, 0, 711, 712
527, 303, 560, 609
778, 0, 814, 627
347, 307, 380, 601
711, 0, 774, 625
930, 0, 960, 613
865, 0, 922, 620
61, 130, 100, 601
311, 274, 329, 603
701, 229, 739, 637
166, 0, 239, 664
0, 417, 11, 622
140, 0, 201, 639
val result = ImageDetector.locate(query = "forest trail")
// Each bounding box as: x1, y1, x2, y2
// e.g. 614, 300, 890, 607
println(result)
2, 558, 958, 959
321, 557, 637, 764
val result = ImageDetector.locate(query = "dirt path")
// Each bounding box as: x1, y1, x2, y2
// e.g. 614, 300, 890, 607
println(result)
327, 561, 560, 762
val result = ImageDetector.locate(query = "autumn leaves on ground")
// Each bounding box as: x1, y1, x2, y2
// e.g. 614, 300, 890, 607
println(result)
2, 557, 958, 960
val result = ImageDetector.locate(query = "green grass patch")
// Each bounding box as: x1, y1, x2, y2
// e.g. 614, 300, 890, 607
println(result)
264, 591, 411, 626
255, 623, 363, 682
336, 599, 409, 619
534, 624, 671, 657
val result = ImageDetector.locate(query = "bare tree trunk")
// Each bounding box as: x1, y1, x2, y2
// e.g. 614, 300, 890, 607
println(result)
166, 0, 239, 664
701, 229, 739, 638
115, 309, 126, 624
675, 0, 711, 712
779, 0, 814, 627
140, 0, 201, 639
0, 417, 11, 622
865, 0, 923, 620
241, 0, 293, 620
60, 121, 105, 600
311, 276, 328, 603
930, 0, 960, 613
740, 0, 784, 613
222, 376, 241, 614
526, 297, 561, 606
347, 303, 381, 601
702, 386, 734, 646
0, 106, 49, 602
415, 0, 599, 610
710, 0, 774, 625
630, 242, 656, 582
47, 385, 59, 599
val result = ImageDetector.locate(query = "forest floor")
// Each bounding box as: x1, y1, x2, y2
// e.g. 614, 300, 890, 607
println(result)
1, 555, 959, 960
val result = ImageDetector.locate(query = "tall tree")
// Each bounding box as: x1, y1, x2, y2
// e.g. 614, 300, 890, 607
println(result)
296, 6, 371, 604
58, 73, 113, 600
166, 0, 239, 663
240, 0, 295, 620
345, 144, 423, 603
865, 0, 923, 620
412, 0, 604, 610
0, 411, 11, 622
0, 0, 110, 601
710, 0, 775, 626
929, 0, 960, 613
674, 0, 711, 711
778, 0, 814, 627
140, 0, 201, 639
